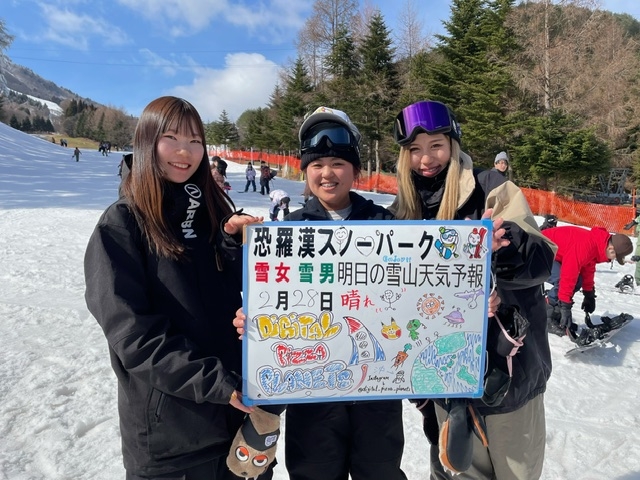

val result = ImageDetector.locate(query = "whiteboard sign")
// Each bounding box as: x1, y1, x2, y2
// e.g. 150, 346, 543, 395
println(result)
241, 220, 492, 406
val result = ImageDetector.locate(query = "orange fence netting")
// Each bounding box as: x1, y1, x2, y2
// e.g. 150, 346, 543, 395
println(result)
214, 150, 636, 234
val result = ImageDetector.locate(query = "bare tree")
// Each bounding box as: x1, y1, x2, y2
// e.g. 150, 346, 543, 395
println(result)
509, 0, 640, 148
394, 0, 430, 61
295, 0, 359, 86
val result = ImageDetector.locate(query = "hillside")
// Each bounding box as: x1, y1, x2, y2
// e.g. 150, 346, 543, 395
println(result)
0, 56, 76, 105
0, 54, 107, 128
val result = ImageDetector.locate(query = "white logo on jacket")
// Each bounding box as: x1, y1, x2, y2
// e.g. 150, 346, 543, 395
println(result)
182, 184, 201, 239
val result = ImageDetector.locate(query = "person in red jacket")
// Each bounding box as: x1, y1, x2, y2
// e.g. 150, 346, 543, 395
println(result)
542, 225, 632, 338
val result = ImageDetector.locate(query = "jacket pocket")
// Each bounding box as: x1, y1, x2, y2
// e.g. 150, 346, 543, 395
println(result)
146, 389, 231, 460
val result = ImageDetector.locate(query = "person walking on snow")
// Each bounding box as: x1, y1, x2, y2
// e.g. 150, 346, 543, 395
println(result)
543, 225, 632, 338
72, 147, 81, 162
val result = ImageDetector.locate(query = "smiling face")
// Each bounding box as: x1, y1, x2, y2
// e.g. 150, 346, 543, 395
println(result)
494, 159, 508, 172
156, 121, 204, 184
305, 156, 355, 211
408, 132, 452, 178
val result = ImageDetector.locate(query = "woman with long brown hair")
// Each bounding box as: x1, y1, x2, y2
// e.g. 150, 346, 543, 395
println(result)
85, 96, 267, 480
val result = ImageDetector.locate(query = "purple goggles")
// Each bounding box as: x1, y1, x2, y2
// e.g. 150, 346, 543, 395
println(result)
393, 101, 461, 146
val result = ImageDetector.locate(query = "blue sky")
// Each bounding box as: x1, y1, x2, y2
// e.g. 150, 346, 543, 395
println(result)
2, 0, 640, 123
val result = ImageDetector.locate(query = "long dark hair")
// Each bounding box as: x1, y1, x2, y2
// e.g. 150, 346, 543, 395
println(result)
121, 96, 235, 259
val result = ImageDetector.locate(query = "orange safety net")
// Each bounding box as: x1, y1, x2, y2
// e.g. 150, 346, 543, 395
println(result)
215, 150, 635, 234
520, 188, 635, 234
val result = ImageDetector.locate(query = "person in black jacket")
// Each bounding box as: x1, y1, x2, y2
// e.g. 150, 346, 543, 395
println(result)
391, 100, 557, 479
235, 106, 409, 480
84, 96, 268, 480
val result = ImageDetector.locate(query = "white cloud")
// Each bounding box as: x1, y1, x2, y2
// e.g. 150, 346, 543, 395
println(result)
115, 0, 307, 41
137, 49, 184, 77
167, 52, 280, 122
35, 3, 131, 50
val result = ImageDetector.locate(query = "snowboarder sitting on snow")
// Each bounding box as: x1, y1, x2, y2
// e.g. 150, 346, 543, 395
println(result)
542, 225, 633, 339
268, 189, 290, 221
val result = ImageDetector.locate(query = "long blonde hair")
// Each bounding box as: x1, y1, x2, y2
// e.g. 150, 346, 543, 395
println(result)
393, 140, 462, 220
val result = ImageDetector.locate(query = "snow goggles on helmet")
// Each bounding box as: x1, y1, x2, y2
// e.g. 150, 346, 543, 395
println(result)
300, 122, 359, 153
393, 100, 461, 146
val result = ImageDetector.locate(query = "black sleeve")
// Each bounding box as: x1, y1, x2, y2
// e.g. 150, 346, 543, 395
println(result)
493, 220, 555, 290
84, 220, 240, 405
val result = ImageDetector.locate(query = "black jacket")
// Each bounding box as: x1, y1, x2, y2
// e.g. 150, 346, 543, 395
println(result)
286, 191, 394, 221
391, 152, 556, 415
84, 182, 245, 476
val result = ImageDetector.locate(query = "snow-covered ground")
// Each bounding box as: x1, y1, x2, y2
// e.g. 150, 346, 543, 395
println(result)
1, 121, 639, 479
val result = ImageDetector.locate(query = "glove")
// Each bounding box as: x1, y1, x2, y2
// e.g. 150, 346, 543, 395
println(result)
631, 255, 640, 262
581, 290, 596, 313
438, 399, 488, 474
226, 407, 281, 478
559, 301, 573, 329
411, 399, 439, 445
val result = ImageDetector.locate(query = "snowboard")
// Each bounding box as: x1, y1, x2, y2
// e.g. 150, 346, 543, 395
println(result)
565, 313, 634, 356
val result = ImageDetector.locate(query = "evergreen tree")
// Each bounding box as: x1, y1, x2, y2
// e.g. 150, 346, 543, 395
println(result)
9, 114, 19, 129
273, 58, 313, 152
357, 11, 401, 173
323, 25, 362, 115
95, 111, 106, 142
509, 110, 610, 191
20, 117, 32, 132
415, 0, 518, 163
65, 99, 79, 117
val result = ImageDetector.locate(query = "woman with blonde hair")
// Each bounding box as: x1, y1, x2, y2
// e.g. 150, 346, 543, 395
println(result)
391, 100, 556, 480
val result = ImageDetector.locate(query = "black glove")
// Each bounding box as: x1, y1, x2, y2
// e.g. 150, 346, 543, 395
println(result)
581, 290, 596, 313
559, 301, 573, 328
624, 221, 636, 230
631, 255, 640, 262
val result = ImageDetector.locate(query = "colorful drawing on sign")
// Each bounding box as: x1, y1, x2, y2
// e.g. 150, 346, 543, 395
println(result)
344, 315, 386, 364
454, 288, 484, 309
416, 293, 445, 319
463, 227, 488, 259
411, 331, 483, 394
434, 226, 460, 259
242, 220, 492, 405
381, 318, 402, 339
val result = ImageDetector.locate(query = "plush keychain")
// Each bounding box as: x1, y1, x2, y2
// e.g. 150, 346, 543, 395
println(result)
226, 407, 281, 479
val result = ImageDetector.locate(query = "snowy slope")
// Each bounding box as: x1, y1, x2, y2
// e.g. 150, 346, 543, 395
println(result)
0, 121, 639, 479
